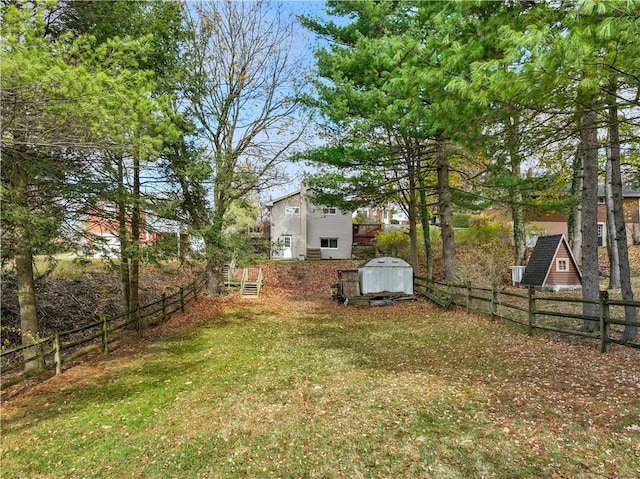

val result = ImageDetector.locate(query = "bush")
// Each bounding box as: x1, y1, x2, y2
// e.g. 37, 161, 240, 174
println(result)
374, 228, 410, 259
455, 215, 513, 285
452, 213, 470, 228
457, 215, 511, 247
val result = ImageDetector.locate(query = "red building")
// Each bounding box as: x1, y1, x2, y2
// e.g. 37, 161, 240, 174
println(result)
85, 205, 159, 258
526, 187, 640, 247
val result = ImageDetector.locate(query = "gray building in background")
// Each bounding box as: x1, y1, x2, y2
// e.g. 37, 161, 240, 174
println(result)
266, 184, 353, 260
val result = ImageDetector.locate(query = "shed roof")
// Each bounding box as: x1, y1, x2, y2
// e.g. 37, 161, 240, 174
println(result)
520, 234, 580, 287
360, 257, 411, 268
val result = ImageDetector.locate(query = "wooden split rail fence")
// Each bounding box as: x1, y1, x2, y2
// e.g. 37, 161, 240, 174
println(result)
1, 276, 207, 391
414, 276, 640, 353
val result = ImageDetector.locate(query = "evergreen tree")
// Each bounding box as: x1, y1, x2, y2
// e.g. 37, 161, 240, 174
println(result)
1, 1, 174, 368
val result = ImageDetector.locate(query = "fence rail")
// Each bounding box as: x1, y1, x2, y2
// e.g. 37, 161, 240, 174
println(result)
1, 276, 207, 391
414, 276, 640, 353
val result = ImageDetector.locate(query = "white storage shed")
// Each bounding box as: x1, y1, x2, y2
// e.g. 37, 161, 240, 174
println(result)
358, 257, 413, 295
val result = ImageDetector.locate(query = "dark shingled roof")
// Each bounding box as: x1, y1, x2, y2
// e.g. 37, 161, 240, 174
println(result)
520, 234, 563, 287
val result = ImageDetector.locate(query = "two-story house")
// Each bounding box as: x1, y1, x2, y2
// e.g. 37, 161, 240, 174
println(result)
266, 184, 353, 260
526, 186, 640, 247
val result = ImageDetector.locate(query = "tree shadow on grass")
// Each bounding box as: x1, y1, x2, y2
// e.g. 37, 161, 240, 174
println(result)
297, 301, 512, 382
2, 309, 268, 433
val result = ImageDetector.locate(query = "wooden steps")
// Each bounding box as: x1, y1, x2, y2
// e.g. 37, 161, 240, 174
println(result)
240, 267, 263, 298
306, 248, 322, 260
224, 263, 264, 298
223, 260, 238, 287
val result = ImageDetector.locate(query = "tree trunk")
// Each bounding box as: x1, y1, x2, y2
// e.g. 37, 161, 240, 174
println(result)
606, 90, 637, 340
568, 148, 583, 260
204, 208, 227, 296
15, 242, 43, 372
116, 155, 131, 313
605, 155, 620, 288
406, 160, 420, 272
12, 160, 45, 371
130, 156, 141, 318
418, 159, 433, 281
580, 108, 600, 332
206, 257, 224, 295
436, 137, 456, 283
407, 203, 419, 272
507, 115, 527, 266
511, 201, 526, 266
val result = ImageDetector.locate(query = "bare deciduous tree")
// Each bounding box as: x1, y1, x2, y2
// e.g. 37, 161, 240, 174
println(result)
179, 0, 309, 294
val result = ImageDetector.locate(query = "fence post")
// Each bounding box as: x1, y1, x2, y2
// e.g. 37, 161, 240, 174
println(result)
491, 285, 498, 321
180, 287, 185, 313
527, 287, 535, 336
53, 330, 62, 375
193, 280, 198, 302
101, 315, 108, 355
161, 293, 167, 322
466, 282, 471, 313
599, 290, 611, 353
135, 306, 141, 336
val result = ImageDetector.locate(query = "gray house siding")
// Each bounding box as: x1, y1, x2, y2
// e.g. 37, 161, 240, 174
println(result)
269, 194, 303, 259
268, 188, 352, 260
307, 204, 352, 259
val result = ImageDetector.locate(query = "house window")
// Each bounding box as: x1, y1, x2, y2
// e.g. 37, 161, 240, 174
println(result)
598, 197, 605, 204
322, 207, 337, 215
597, 223, 605, 246
556, 258, 568, 272
285, 206, 300, 215
283, 236, 291, 248
320, 238, 338, 249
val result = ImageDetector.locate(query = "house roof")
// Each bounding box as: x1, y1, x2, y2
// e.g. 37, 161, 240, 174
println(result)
621, 188, 640, 198
597, 185, 640, 198
520, 234, 580, 287
265, 186, 321, 208
555, 185, 640, 199
265, 190, 302, 207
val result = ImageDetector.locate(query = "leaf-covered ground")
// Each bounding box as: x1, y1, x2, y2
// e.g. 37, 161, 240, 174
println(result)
1, 259, 201, 347
1, 261, 639, 478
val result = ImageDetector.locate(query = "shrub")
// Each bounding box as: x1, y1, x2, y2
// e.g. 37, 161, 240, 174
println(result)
374, 228, 410, 259
452, 213, 470, 228
455, 215, 513, 285
457, 215, 511, 247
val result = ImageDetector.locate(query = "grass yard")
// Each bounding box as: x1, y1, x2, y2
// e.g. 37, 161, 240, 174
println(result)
1, 262, 639, 478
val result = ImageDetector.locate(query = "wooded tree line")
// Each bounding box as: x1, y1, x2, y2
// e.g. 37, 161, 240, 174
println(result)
297, 0, 638, 339
1, 0, 306, 370
1, 0, 638, 370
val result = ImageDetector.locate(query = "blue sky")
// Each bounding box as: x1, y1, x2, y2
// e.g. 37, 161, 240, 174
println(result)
263, 1, 332, 199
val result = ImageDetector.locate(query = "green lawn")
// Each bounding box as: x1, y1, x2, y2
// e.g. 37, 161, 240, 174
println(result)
2, 295, 639, 478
